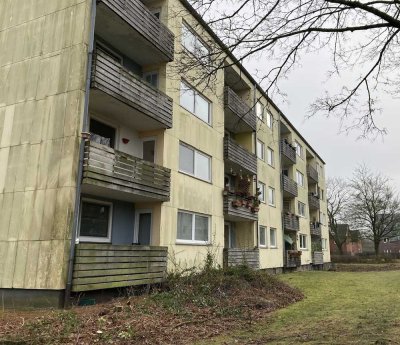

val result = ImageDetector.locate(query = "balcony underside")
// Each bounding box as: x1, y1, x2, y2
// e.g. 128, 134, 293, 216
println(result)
72, 243, 168, 292
224, 108, 255, 133
96, 1, 173, 65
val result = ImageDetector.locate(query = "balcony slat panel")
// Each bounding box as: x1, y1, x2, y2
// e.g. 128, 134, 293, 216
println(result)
307, 165, 319, 183
224, 136, 257, 175
283, 213, 300, 232
224, 86, 256, 132
223, 194, 258, 221
223, 248, 260, 269
72, 243, 168, 292
310, 223, 322, 237
91, 50, 173, 128
308, 194, 320, 210
280, 140, 296, 165
282, 174, 298, 198
83, 141, 171, 201
313, 252, 324, 265
100, 0, 174, 60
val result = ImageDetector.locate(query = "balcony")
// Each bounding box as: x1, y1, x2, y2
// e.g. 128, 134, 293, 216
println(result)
82, 141, 171, 202
90, 49, 173, 130
283, 213, 300, 232
285, 250, 302, 268
307, 165, 319, 184
224, 136, 257, 176
223, 193, 258, 222
280, 140, 296, 166
310, 222, 321, 237
312, 251, 324, 265
308, 194, 320, 211
224, 87, 256, 133
72, 243, 168, 292
282, 174, 298, 198
96, 0, 174, 64
223, 248, 259, 269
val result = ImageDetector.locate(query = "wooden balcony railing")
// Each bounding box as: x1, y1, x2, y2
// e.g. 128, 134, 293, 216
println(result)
82, 141, 171, 201
224, 136, 257, 175
223, 193, 258, 222
224, 87, 256, 133
280, 140, 296, 165
310, 222, 322, 237
308, 194, 320, 210
285, 250, 302, 267
223, 248, 259, 269
98, 0, 174, 61
307, 165, 319, 184
283, 213, 300, 232
91, 49, 173, 128
72, 243, 168, 292
312, 251, 324, 265
282, 174, 298, 198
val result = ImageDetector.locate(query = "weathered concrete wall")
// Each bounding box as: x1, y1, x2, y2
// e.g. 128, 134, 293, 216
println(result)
0, 0, 91, 290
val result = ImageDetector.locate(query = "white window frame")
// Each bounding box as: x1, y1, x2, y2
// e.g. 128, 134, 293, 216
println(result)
181, 22, 211, 63
294, 140, 303, 158
179, 142, 212, 182
78, 198, 113, 243
268, 187, 276, 206
259, 226, 267, 247
269, 228, 277, 248
258, 182, 266, 203
266, 111, 273, 128
180, 80, 212, 125
298, 201, 306, 217
176, 210, 210, 245
296, 170, 304, 187
257, 139, 265, 161
256, 102, 264, 120
299, 234, 307, 250
322, 238, 327, 250
267, 147, 274, 167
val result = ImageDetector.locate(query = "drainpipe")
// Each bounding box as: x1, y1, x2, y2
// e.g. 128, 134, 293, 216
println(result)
277, 111, 286, 270
64, 0, 96, 308
253, 83, 259, 250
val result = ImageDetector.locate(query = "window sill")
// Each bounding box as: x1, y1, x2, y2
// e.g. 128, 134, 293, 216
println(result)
269, 203, 276, 208
176, 240, 210, 246
269, 246, 278, 249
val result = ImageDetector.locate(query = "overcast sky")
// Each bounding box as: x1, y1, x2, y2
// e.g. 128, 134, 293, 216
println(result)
246, 50, 400, 188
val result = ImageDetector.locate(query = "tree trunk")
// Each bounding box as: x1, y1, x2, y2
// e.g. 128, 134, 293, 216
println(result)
337, 242, 344, 255
374, 240, 380, 257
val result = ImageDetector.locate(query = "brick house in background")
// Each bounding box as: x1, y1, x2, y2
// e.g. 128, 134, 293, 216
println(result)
330, 224, 362, 256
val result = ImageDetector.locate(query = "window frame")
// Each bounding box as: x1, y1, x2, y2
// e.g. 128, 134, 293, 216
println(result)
269, 228, 277, 248
78, 198, 113, 243
299, 234, 307, 250
267, 147, 274, 167
294, 140, 303, 158
296, 170, 305, 187
259, 226, 267, 247
258, 182, 266, 203
176, 210, 210, 245
266, 110, 273, 128
268, 186, 276, 206
179, 142, 212, 182
180, 80, 212, 125
181, 22, 211, 63
322, 238, 327, 250
298, 201, 306, 217
257, 139, 265, 161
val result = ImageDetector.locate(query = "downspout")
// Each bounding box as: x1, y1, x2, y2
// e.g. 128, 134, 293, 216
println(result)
64, 0, 97, 308
278, 111, 285, 270
253, 83, 259, 249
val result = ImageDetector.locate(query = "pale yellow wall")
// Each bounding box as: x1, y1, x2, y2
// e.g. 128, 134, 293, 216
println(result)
0, 0, 91, 289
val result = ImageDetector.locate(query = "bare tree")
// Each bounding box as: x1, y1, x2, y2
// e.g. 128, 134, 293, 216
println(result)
327, 177, 350, 254
179, 0, 400, 137
348, 165, 400, 255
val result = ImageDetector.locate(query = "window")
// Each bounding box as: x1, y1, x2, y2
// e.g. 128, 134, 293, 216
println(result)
256, 102, 264, 120
90, 118, 116, 148
79, 199, 113, 242
268, 187, 275, 206
322, 238, 327, 250
320, 189, 324, 201
179, 143, 211, 182
267, 147, 274, 167
180, 81, 211, 124
298, 201, 306, 217
296, 170, 304, 187
182, 23, 210, 63
299, 234, 307, 249
266, 111, 273, 128
257, 140, 265, 160
144, 71, 159, 88
259, 226, 267, 247
177, 211, 210, 244
270, 228, 277, 248
258, 182, 266, 203
294, 140, 303, 158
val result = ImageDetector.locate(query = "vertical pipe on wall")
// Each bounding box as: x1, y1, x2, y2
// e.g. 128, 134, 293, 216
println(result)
64, 0, 97, 308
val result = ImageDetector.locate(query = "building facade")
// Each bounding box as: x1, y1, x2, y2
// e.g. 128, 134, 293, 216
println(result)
0, 0, 330, 307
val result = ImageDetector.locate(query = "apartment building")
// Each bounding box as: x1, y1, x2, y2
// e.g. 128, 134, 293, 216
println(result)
0, 0, 330, 307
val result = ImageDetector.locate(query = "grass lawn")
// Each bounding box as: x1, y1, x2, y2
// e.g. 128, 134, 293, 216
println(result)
199, 270, 400, 345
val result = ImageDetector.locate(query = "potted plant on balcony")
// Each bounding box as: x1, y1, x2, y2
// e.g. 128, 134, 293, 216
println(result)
251, 197, 260, 213
231, 199, 242, 208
